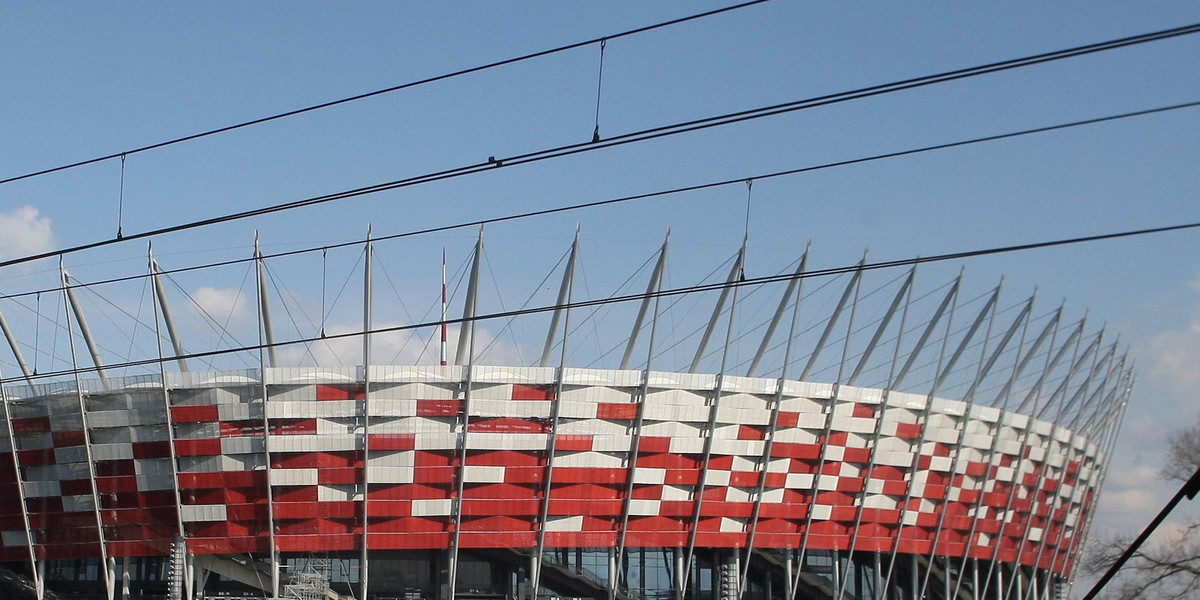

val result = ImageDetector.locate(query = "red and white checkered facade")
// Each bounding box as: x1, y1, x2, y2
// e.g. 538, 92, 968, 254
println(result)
0, 364, 1107, 578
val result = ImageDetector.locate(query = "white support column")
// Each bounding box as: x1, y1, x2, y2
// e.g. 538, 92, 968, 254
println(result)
949, 296, 1044, 600
252, 238, 279, 598
60, 261, 115, 599
740, 247, 813, 596
1001, 328, 1096, 598
254, 233, 277, 369
682, 238, 747, 598
449, 234, 483, 599
150, 253, 188, 372
954, 303, 1061, 600
0, 362, 41, 598
455, 227, 484, 366
795, 256, 865, 599
1019, 343, 1115, 600
977, 317, 1084, 599
0, 305, 34, 384
361, 227, 374, 598
833, 266, 919, 598
614, 247, 668, 599
531, 233, 577, 596
1061, 379, 1129, 590
62, 269, 110, 389
878, 273, 963, 593
914, 282, 1004, 600
148, 244, 190, 600
539, 227, 579, 367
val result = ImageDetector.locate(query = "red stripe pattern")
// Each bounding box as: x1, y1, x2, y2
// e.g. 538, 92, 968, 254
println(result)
0, 366, 1104, 576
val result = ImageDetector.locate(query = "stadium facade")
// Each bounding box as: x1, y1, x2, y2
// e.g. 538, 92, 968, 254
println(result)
0, 232, 1130, 600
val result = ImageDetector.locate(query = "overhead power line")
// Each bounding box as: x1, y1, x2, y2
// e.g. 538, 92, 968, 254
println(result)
5, 218, 1198, 387
1, 22, 1196, 272
0, 0, 774, 188
1, 98, 1195, 281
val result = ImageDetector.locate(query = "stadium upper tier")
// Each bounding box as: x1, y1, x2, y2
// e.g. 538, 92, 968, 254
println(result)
1, 365, 1112, 568
0, 231, 1131, 600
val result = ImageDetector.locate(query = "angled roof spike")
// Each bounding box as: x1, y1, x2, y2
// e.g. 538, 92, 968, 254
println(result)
254, 232, 277, 368
689, 238, 746, 374
61, 267, 110, 387
150, 248, 188, 373
1057, 340, 1116, 428
847, 261, 915, 385
621, 229, 669, 370
540, 226, 580, 367
455, 225, 484, 366
891, 271, 962, 390
991, 301, 1062, 408
747, 242, 810, 378
1016, 317, 1085, 415
930, 280, 1003, 396
1035, 329, 1103, 421
799, 253, 867, 381
961, 292, 1034, 401
0, 302, 33, 385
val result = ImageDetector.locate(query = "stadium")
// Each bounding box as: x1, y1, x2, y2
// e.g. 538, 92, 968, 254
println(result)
0, 230, 1129, 600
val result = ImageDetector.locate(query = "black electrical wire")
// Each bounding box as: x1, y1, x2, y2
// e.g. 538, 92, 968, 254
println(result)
0, 23, 1195, 274
2, 98, 1195, 296
0, 1, 774, 188
5, 218, 1198, 387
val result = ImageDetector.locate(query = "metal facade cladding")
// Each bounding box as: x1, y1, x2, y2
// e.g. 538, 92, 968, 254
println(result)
0, 365, 1102, 578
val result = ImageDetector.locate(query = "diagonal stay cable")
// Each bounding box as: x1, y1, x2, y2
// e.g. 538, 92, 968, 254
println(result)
7, 218, 1198, 386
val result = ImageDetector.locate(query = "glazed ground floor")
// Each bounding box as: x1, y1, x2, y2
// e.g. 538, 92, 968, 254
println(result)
3, 546, 1066, 600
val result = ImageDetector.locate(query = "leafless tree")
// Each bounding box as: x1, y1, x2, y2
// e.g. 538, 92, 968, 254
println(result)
1083, 418, 1200, 599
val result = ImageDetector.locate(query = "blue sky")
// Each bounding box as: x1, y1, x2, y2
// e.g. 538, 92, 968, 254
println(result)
1, 1, 1198, 591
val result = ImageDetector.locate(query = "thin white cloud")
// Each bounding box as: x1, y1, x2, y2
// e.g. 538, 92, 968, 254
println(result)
0, 205, 54, 261
1145, 277, 1200, 411
191, 286, 248, 321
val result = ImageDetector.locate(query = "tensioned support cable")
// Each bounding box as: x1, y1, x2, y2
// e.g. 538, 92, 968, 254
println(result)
117, 154, 126, 240
0, 221, 1186, 388
593, 39, 607, 143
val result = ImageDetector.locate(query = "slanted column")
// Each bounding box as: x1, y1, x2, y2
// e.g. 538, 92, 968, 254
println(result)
254, 232, 277, 368
455, 227, 484, 366
252, 237, 279, 598
0, 362, 40, 598
60, 260, 115, 599
148, 244, 189, 600
614, 240, 668, 600
539, 226, 579, 367
741, 246, 813, 596
361, 226, 374, 598
0, 305, 34, 384
448, 264, 482, 600
690, 243, 746, 373
793, 255, 868, 594
532, 233, 578, 595
150, 249, 188, 372
62, 269, 110, 389
682, 237, 749, 599
620, 229, 669, 370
